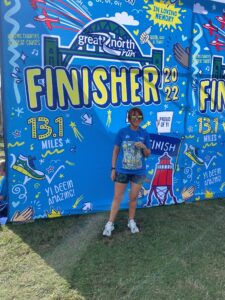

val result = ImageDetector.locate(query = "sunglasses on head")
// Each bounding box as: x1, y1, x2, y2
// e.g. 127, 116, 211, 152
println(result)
130, 115, 143, 120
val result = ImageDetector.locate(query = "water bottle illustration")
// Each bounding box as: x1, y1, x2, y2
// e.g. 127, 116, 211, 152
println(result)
140, 26, 154, 49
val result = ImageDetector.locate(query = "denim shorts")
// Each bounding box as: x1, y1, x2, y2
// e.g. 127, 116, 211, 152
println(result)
114, 172, 146, 185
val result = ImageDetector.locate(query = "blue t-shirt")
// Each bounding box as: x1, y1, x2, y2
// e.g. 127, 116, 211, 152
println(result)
115, 126, 151, 175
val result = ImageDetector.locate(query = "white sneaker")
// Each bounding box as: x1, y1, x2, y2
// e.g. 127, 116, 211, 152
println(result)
128, 219, 139, 234
103, 221, 114, 237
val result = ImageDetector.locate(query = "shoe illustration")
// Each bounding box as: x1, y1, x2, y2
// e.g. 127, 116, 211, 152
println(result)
184, 145, 204, 166
12, 155, 45, 180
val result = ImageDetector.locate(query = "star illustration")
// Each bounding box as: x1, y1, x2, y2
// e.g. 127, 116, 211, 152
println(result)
205, 155, 211, 162
12, 130, 21, 138
39, 159, 45, 165
59, 174, 64, 179
15, 107, 24, 117
69, 122, 76, 128
191, 110, 196, 116
20, 51, 28, 63
46, 166, 55, 174
65, 138, 71, 144
164, 104, 168, 110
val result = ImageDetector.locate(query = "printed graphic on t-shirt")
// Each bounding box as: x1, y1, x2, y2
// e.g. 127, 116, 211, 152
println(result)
122, 141, 142, 170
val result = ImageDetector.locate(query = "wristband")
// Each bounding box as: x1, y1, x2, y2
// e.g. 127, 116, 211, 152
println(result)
111, 167, 115, 170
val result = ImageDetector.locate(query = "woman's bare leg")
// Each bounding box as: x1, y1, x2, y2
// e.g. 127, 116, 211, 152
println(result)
129, 182, 142, 220
109, 182, 127, 223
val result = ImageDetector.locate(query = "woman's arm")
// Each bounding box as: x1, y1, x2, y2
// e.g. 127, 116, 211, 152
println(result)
111, 145, 120, 168
142, 146, 151, 157
111, 145, 120, 181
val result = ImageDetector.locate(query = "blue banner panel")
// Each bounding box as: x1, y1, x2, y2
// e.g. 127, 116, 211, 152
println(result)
0, 0, 224, 223
149, 133, 181, 156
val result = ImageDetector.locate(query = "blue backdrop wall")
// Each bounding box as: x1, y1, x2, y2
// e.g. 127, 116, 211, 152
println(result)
0, 0, 225, 223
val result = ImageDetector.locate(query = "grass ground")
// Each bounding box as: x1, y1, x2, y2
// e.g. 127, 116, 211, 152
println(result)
1, 199, 225, 300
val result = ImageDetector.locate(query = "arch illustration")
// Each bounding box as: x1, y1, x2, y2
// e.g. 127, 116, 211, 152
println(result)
43, 18, 163, 72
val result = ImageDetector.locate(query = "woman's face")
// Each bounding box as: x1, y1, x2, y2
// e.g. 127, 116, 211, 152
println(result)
129, 111, 143, 127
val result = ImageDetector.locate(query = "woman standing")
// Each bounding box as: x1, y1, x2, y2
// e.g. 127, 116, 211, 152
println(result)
103, 108, 151, 237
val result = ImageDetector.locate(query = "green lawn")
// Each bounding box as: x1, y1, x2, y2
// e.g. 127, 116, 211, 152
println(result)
1, 199, 225, 300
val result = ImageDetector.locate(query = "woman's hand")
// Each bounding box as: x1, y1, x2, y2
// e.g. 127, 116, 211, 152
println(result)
134, 142, 147, 150
111, 169, 116, 181
135, 142, 151, 157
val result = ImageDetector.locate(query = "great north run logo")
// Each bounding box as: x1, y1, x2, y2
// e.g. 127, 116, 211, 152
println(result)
74, 19, 139, 58
77, 32, 136, 57
43, 18, 163, 69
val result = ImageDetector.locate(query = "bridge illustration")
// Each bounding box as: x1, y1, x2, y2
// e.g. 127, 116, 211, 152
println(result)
43, 19, 163, 72
212, 56, 225, 79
